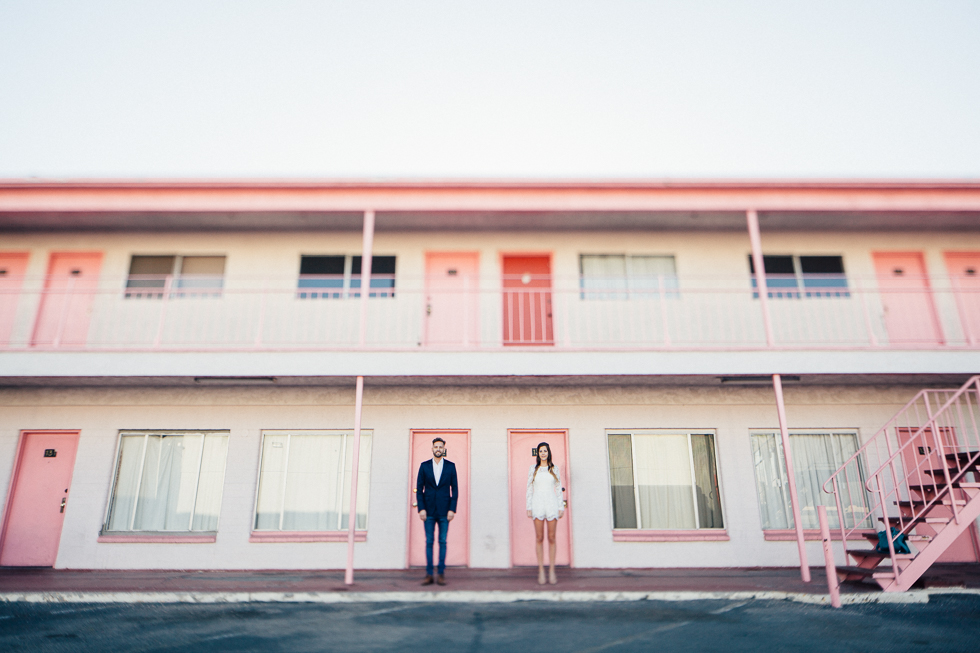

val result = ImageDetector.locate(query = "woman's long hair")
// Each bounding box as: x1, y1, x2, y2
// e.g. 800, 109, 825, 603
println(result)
533, 442, 559, 482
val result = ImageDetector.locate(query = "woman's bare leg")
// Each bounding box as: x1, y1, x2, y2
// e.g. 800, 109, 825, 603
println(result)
534, 519, 546, 584
546, 519, 558, 584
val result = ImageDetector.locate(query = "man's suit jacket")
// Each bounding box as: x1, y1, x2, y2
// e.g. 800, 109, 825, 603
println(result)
416, 459, 458, 517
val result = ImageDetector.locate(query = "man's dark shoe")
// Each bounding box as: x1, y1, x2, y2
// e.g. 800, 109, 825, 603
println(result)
436, 574, 446, 586
421, 575, 434, 585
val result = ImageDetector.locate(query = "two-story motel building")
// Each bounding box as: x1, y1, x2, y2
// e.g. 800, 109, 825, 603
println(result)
1, 180, 979, 578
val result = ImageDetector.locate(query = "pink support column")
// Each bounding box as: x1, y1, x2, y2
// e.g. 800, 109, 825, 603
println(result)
746, 209, 810, 582
774, 373, 811, 582
746, 209, 774, 347
817, 505, 841, 608
345, 375, 365, 585
358, 209, 375, 346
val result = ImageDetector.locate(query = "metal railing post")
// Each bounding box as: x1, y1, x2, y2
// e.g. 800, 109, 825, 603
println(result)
746, 209, 775, 347
358, 210, 375, 347
818, 506, 841, 608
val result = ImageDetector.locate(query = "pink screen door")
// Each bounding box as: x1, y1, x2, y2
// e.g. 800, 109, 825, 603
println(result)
872, 252, 944, 346
424, 253, 480, 347
0, 253, 29, 345
508, 430, 571, 567
945, 253, 980, 346
31, 252, 103, 347
0, 431, 80, 567
502, 256, 554, 346
408, 430, 470, 568
897, 427, 979, 562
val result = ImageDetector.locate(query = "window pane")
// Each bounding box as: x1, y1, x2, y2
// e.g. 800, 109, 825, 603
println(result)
179, 256, 225, 276
128, 256, 176, 276
254, 434, 288, 530
106, 435, 146, 531
691, 434, 724, 528
132, 435, 204, 531
749, 255, 799, 299
192, 435, 229, 531
300, 255, 346, 276
341, 433, 373, 530
800, 256, 849, 297
629, 256, 678, 297
633, 434, 695, 529
581, 255, 627, 299
176, 256, 225, 295
607, 434, 638, 529
751, 432, 870, 530
281, 434, 345, 531
351, 256, 396, 298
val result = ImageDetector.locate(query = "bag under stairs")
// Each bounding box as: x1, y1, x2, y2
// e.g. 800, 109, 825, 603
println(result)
823, 375, 980, 592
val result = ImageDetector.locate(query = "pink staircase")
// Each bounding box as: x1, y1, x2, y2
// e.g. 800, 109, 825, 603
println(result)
823, 375, 980, 592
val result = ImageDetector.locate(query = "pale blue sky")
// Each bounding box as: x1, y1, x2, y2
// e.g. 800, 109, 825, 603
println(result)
0, 1, 977, 179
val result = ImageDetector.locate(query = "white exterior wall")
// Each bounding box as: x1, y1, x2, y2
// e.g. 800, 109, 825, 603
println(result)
0, 383, 925, 570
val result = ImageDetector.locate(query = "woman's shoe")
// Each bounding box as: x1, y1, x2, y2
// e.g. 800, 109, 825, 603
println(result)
548, 569, 557, 585
537, 569, 546, 585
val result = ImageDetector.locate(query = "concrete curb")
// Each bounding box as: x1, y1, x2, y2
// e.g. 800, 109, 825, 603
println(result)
3, 588, 973, 605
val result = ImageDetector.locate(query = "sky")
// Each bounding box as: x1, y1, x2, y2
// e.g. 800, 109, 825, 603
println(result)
0, 1, 978, 179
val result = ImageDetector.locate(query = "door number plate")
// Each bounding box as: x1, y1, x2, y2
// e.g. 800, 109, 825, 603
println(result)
44, 449, 57, 458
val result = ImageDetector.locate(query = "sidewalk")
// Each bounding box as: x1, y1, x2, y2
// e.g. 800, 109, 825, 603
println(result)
1, 565, 978, 605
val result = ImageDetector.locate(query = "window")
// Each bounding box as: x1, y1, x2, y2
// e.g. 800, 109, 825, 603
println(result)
748, 255, 848, 299
581, 255, 678, 299
297, 255, 396, 299
104, 431, 229, 533
607, 431, 724, 530
253, 430, 372, 531
751, 431, 871, 531
125, 255, 226, 298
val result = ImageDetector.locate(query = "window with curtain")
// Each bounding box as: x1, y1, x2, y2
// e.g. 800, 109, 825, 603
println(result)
580, 255, 678, 300
253, 430, 372, 531
104, 431, 229, 533
297, 255, 396, 299
751, 431, 871, 531
125, 255, 226, 299
607, 431, 724, 530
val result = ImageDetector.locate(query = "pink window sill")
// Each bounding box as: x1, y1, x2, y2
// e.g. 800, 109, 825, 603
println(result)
763, 529, 876, 542
97, 534, 216, 543
612, 529, 729, 542
249, 531, 367, 543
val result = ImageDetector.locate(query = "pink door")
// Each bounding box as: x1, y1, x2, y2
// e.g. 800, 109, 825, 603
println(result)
945, 253, 980, 346
31, 252, 102, 347
502, 256, 554, 345
873, 253, 944, 345
408, 430, 470, 568
424, 253, 479, 347
0, 253, 29, 345
509, 430, 571, 567
0, 431, 80, 567
898, 427, 979, 562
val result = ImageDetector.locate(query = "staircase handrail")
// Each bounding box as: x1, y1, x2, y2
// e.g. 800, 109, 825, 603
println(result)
863, 375, 980, 494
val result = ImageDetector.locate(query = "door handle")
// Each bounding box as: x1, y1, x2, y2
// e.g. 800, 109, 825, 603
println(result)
426, 304, 432, 316
60, 498, 66, 513
412, 502, 418, 507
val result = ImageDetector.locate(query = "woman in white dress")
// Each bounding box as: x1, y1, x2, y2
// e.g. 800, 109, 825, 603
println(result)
526, 442, 564, 585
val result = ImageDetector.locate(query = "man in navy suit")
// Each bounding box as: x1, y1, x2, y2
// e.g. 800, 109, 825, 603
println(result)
416, 437, 458, 585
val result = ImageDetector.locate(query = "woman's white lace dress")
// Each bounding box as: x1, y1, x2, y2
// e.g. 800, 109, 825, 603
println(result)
526, 463, 563, 521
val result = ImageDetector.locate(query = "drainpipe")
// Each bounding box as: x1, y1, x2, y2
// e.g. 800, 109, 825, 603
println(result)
746, 209, 810, 582
359, 209, 376, 346
345, 375, 365, 585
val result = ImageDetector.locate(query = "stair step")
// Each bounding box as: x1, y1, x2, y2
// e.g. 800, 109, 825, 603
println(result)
862, 532, 930, 543
880, 516, 949, 526
945, 451, 980, 462
897, 499, 966, 508
847, 549, 914, 560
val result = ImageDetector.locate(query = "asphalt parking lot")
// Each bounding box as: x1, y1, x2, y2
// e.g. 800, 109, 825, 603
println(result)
1, 595, 979, 653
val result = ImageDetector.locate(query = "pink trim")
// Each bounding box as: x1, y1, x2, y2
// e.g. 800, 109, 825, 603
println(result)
98, 534, 216, 543
613, 530, 729, 542
251, 531, 366, 543
763, 529, 876, 542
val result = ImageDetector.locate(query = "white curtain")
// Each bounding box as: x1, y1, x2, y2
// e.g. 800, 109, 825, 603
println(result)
628, 256, 678, 297
633, 434, 696, 529
752, 432, 869, 530
106, 433, 228, 532
254, 431, 372, 531
581, 255, 628, 299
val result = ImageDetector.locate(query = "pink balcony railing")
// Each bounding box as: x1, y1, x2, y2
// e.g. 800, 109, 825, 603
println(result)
1, 273, 979, 351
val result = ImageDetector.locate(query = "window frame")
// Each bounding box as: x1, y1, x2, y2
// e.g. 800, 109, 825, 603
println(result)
297, 255, 396, 299
748, 254, 849, 299
250, 429, 373, 537
579, 254, 679, 300
749, 429, 872, 534
100, 429, 230, 537
605, 429, 727, 539
124, 254, 226, 299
